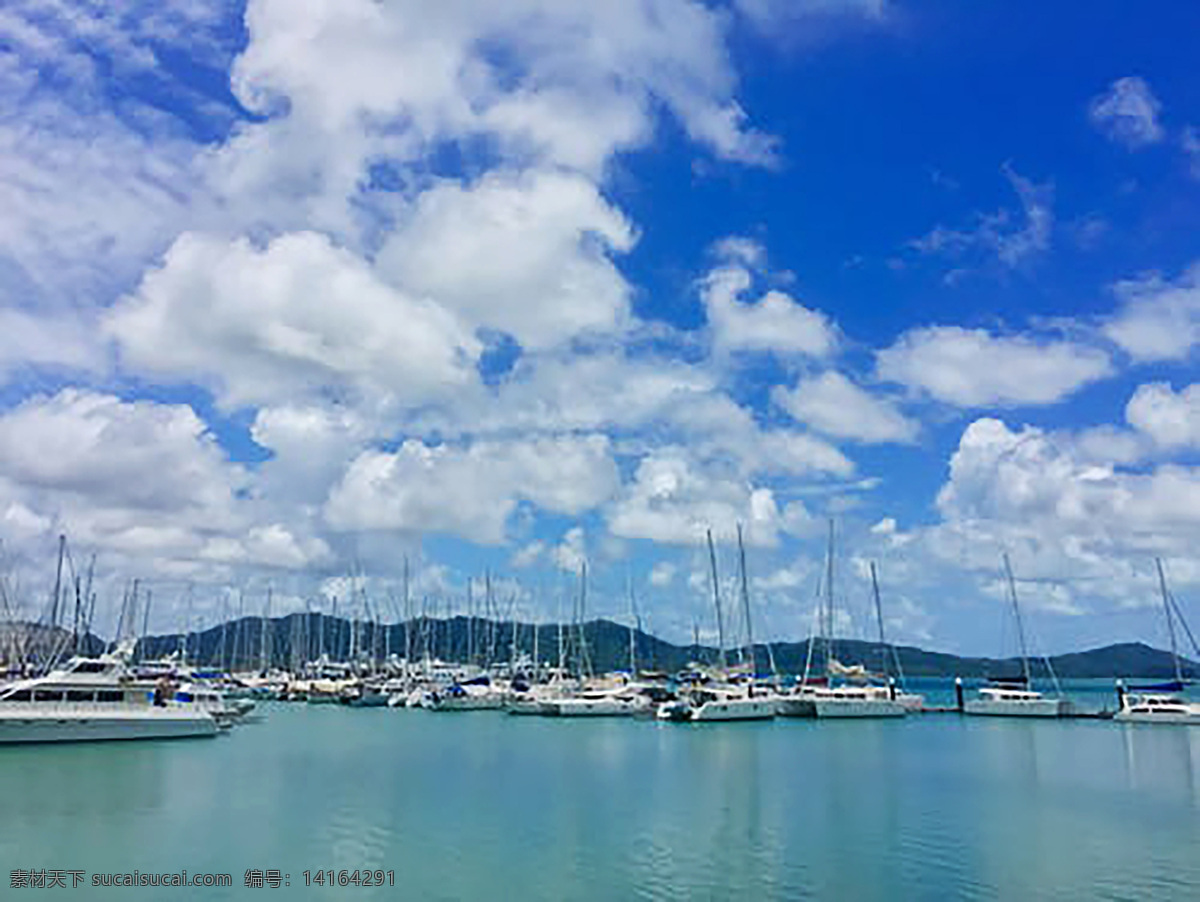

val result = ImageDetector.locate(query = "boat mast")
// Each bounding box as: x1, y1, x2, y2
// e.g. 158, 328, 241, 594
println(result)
824, 519, 835, 673
260, 586, 272, 674
870, 561, 886, 676
402, 556, 410, 678
1156, 557, 1183, 686
577, 563, 593, 679
1002, 553, 1032, 687
737, 524, 756, 683
871, 561, 908, 689
627, 573, 638, 677
706, 528, 727, 671
49, 533, 65, 633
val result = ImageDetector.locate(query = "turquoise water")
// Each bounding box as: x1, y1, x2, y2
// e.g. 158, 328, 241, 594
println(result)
2, 698, 1199, 900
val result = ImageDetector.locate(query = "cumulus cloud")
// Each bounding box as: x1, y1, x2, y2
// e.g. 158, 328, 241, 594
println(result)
324, 434, 620, 544
376, 169, 635, 350
1125, 382, 1200, 450
0, 389, 330, 574
1089, 76, 1164, 148
107, 231, 483, 411
876, 326, 1111, 407
1104, 262, 1200, 362
606, 448, 813, 547
702, 259, 838, 357
774, 371, 918, 443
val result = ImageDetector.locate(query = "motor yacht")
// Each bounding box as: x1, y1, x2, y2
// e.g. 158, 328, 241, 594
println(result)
0, 653, 218, 743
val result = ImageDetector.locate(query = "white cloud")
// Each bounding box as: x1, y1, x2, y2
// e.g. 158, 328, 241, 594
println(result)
702, 260, 838, 357
649, 561, 677, 587
910, 165, 1053, 273
324, 434, 620, 544
606, 448, 812, 547
774, 371, 918, 443
0, 1, 234, 317
1104, 262, 1200, 362
937, 417, 1200, 542
511, 541, 546, 569
376, 169, 635, 349
1125, 382, 1200, 450
415, 351, 716, 439
876, 326, 1111, 407
0, 389, 331, 574
0, 307, 104, 381
217, 0, 777, 239
661, 392, 854, 479
736, 0, 887, 25
107, 231, 483, 410
1184, 127, 1200, 179
1089, 76, 1164, 148
552, 527, 588, 574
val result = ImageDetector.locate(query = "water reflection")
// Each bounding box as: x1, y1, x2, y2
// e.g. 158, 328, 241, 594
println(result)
1120, 723, 1199, 804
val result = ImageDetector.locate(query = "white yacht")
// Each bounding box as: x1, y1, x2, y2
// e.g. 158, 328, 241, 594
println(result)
0, 654, 219, 743
553, 687, 653, 717
1112, 559, 1200, 725
657, 686, 776, 722
1114, 683, 1200, 724
961, 555, 1067, 719
421, 683, 506, 711
960, 679, 1067, 718
806, 683, 908, 719
784, 540, 915, 720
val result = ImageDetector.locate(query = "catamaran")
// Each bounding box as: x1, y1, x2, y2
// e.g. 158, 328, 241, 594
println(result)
658, 528, 777, 723
0, 648, 218, 743
1114, 558, 1200, 725
961, 554, 1068, 718
786, 523, 908, 719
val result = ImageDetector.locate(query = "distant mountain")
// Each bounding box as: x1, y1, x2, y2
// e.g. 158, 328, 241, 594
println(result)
118, 614, 1199, 680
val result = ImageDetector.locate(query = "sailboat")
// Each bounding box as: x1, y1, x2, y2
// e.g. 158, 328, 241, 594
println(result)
960, 554, 1068, 718
869, 562, 925, 712
786, 522, 907, 718
1114, 558, 1200, 725
659, 527, 777, 722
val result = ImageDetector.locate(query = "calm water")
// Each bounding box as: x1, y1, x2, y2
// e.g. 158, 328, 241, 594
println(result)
2, 689, 1199, 900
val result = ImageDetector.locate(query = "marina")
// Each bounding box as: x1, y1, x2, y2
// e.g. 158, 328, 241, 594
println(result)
2, 692, 1199, 900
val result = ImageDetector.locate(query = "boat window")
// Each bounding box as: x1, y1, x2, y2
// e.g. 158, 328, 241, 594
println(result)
2, 689, 32, 702
66, 690, 94, 702
35, 690, 65, 702
96, 690, 125, 703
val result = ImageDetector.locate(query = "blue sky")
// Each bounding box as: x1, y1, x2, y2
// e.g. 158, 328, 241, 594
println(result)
2, 1, 1200, 657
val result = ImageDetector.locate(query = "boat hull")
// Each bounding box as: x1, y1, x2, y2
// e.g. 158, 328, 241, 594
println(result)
553, 699, 642, 717
963, 698, 1066, 718
1114, 709, 1200, 725
775, 696, 818, 718
690, 698, 776, 722
505, 698, 557, 716
0, 707, 218, 743
813, 698, 907, 718
425, 695, 505, 711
